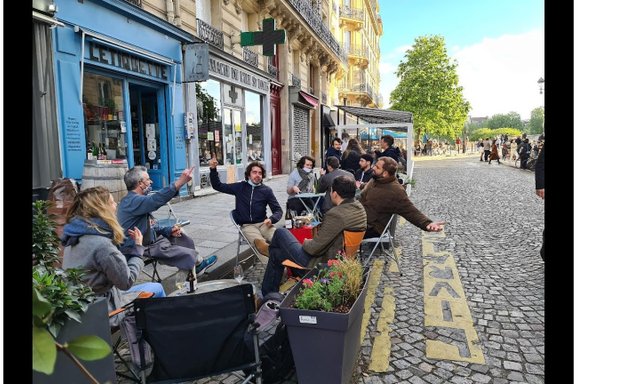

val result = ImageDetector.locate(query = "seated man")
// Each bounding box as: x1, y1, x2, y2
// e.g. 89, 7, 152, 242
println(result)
209, 156, 282, 257
261, 176, 366, 296
118, 166, 217, 275
354, 153, 375, 189
317, 156, 354, 214
360, 156, 445, 239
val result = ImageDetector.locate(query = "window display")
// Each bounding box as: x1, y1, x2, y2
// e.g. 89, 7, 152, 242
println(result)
245, 91, 264, 162
82, 72, 127, 160
196, 80, 222, 165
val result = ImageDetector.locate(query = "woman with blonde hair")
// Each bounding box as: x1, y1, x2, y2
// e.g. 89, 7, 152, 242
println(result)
61, 186, 165, 326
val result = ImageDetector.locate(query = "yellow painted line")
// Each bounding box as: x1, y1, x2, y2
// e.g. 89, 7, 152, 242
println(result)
389, 246, 401, 273
422, 231, 485, 364
368, 286, 395, 372
361, 259, 384, 342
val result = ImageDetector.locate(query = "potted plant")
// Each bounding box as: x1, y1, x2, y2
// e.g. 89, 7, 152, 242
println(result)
32, 200, 114, 384
278, 255, 370, 384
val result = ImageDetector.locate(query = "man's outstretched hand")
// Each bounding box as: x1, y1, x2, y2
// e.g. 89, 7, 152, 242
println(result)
175, 166, 195, 190
426, 221, 446, 232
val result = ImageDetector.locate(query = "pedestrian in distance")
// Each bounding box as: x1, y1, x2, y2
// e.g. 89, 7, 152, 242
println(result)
535, 140, 545, 261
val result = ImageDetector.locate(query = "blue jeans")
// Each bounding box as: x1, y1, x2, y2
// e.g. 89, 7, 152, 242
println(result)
128, 282, 166, 298
261, 228, 313, 296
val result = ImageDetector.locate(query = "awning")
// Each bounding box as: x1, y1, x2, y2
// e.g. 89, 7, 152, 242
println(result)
32, 10, 65, 27
299, 91, 319, 108
322, 112, 335, 127
335, 105, 413, 124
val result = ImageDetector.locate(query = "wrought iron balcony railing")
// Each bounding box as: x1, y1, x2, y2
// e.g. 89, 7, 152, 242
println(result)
267, 62, 278, 79
340, 5, 364, 22
287, 0, 345, 62
197, 18, 224, 51
291, 73, 301, 88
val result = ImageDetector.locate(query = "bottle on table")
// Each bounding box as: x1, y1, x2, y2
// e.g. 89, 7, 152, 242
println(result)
285, 209, 293, 230
186, 268, 197, 293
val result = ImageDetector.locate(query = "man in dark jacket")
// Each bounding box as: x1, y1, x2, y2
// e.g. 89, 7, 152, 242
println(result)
317, 156, 353, 214
261, 176, 366, 296
354, 153, 375, 188
209, 156, 282, 257
324, 137, 343, 162
360, 156, 445, 238
375, 134, 401, 162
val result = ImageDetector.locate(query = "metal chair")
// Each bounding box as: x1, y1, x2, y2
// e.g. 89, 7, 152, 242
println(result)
230, 210, 268, 266
343, 227, 366, 259
360, 214, 402, 276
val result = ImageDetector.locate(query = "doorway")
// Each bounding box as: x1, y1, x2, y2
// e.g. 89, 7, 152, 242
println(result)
129, 83, 168, 189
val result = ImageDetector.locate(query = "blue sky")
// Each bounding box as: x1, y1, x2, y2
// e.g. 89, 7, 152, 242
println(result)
378, 0, 544, 119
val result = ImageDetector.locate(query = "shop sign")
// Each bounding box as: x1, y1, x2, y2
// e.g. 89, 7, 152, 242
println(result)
87, 41, 168, 80
208, 56, 269, 93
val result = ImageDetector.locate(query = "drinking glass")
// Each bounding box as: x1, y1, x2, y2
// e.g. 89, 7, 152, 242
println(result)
174, 270, 187, 291
233, 264, 244, 284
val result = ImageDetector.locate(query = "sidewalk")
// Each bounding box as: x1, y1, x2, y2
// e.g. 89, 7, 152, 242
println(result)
135, 173, 291, 293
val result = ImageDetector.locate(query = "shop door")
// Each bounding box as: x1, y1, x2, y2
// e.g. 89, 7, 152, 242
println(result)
129, 84, 168, 189
270, 93, 281, 175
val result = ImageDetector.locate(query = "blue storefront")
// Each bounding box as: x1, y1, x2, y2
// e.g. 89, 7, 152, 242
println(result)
52, 0, 199, 194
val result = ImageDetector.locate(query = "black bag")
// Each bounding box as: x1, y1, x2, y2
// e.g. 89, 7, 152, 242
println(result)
260, 321, 295, 383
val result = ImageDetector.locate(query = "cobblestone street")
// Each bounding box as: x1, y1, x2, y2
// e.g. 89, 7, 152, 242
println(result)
117, 156, 544, 384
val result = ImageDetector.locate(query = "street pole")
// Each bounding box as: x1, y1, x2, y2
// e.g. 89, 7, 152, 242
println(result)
537, 77, 545, 134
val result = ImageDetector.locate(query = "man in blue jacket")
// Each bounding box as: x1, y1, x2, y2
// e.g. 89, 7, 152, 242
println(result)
209, 156, 283, 258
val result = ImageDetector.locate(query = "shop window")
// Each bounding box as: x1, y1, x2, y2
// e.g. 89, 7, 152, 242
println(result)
196, 80, 222, 165
223, 108, 243, 166
82, 72, 127, 160
245, 91, 263, 162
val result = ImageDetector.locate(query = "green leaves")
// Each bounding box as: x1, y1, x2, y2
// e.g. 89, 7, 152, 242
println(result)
66, 335, 112, 361
33, 326, 57, 374
390, 35, 470, 141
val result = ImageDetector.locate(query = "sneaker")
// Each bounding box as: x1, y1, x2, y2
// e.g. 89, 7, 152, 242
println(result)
195, 255, 218, 275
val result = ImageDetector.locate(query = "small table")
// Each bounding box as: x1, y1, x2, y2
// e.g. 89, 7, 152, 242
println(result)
288, 192, 325, 221
168, 279, 260, 298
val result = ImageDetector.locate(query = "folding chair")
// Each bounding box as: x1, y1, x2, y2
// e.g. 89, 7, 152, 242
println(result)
360, 214, 402, 276
132, 284, 262, 384
230, 210, 268, 266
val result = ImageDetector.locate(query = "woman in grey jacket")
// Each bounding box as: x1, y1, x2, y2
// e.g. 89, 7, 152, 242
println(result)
61, 186, 165, 326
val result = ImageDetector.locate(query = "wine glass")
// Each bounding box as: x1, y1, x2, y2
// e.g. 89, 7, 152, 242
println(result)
174, 270, 187, 291
233, 264, 244, 284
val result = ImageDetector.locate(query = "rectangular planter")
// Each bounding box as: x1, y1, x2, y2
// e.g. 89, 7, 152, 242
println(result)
279, 266, 370, 384
33, 298, 116, 384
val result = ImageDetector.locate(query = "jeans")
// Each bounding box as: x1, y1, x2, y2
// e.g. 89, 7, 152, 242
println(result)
261, 228, 313, 296
128, 282, 166, 298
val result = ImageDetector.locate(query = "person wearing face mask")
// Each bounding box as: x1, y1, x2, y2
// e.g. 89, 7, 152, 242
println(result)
209, 157, 283, 259
117, 166, 218, 275
359, 157, 446, 239
286, 155, 317, 215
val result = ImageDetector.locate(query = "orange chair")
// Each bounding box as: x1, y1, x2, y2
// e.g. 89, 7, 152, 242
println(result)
342, 228, 366, 259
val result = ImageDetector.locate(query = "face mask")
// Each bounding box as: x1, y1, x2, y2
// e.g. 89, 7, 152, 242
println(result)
247, 179, 261, 187
302, 167, 312, 173
143, 185, 152, 195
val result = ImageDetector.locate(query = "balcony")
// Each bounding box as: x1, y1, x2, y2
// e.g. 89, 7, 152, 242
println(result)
242, 47, 258, 68
291, 73, 302, 88
340, 5, 364, 23
346, 45, 368, 67
286, 0, 345, 62
197, 19, 224, 51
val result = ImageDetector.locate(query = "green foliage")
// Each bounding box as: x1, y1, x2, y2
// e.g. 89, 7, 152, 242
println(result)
294, 255, 364, 312
196, 83, 219, 123
389, 35, 470, 141
528, 107, 545, 134
32, 202, 111, 378
469, 127, 522, 141
486, 112, 524, 130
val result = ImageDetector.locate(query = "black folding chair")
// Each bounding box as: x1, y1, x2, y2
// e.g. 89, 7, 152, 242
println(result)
132, 284, 262, 383
360, 214, 402, 276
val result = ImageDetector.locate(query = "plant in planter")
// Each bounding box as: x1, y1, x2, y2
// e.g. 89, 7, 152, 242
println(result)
32, 200, 113, 384
279, 254, 370, 384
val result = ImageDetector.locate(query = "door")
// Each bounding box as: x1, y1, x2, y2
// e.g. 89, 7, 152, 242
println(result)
129, 83, 168, 189
222, 107, 243, 166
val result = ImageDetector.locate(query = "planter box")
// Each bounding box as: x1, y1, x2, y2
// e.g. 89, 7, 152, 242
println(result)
33, 298, 116, 384
279, 266, 370, 384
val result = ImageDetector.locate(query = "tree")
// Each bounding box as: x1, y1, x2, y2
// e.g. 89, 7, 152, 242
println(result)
389, 35, 470, 140
486, 112, 524, 130
529, 107, 545, 134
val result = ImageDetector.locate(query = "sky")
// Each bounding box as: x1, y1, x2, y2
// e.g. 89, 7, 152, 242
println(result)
378, 0, 544, 120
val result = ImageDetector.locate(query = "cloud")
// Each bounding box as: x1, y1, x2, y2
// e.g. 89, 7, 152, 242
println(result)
380, 29, 544, 119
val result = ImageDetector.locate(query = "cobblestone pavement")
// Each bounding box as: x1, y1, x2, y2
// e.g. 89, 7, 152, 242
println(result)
117, 156, 544, 383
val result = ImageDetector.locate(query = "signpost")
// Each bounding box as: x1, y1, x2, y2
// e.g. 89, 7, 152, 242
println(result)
241, 18, 286, 56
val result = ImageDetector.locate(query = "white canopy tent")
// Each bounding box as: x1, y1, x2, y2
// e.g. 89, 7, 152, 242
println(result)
332, 105, 415, 177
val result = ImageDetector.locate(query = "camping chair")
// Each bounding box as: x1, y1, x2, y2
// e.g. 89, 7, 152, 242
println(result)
132, 284, 262, 384
142, 210, 191, 283
109, 291, 155, 383
343, 228, 366, 259
360, 214, 402, 276
230, 210, 268, 266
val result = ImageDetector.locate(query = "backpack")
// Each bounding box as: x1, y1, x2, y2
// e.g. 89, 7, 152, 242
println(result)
259, 321, 295, 383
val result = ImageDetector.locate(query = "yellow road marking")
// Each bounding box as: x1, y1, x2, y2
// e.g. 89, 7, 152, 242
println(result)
422, 231, 485, 364
368, 286, 395, 372
361, 259, 384, 342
